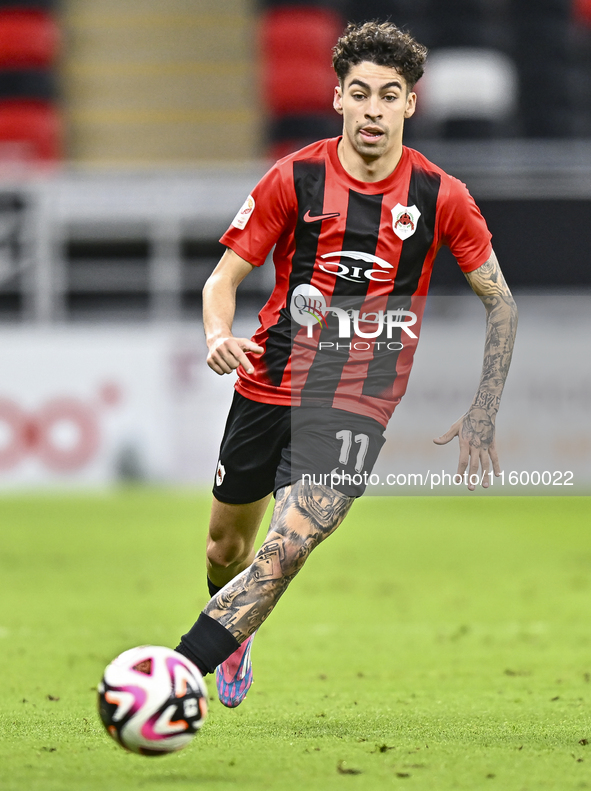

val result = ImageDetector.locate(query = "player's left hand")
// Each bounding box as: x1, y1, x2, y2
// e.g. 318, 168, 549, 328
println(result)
433, 408, 500, 491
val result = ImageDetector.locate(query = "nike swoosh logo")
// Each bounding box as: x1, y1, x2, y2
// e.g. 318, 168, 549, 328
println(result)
303, 210, 340, 223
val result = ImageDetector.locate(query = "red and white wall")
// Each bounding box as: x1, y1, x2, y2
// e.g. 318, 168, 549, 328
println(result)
0, 326, 235, 488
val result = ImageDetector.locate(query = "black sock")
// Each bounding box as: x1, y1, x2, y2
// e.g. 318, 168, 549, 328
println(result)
207, 577, 222, 598
175, 612, 240, 677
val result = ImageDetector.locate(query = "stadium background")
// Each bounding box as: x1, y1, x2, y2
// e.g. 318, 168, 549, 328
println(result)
0, 0, 589, 488
1, 5, 591, 791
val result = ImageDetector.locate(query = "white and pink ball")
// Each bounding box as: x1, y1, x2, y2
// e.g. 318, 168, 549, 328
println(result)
98, 645, 208, 756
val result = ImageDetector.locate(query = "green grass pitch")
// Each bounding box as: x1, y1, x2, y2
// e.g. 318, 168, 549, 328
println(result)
0, 492, 590, 791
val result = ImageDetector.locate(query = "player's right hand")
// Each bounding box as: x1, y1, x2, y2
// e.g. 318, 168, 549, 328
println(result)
207, 337, 264, 375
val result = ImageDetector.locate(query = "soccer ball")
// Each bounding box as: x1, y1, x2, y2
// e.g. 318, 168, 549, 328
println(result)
97, 645, 208, 756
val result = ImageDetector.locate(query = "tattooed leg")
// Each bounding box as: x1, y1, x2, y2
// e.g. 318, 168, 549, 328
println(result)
204, 480, 354, 643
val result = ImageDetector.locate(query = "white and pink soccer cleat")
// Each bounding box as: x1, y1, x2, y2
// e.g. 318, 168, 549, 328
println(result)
215, 632, 256, 708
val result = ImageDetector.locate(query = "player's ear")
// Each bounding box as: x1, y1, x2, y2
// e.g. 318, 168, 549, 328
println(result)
404, 91, 417, 119
333, 85, 343, 115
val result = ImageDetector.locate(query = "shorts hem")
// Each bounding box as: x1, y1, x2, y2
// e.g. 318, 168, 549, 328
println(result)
212, 488, 273, 506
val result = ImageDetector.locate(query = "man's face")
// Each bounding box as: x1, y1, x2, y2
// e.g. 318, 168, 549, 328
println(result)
333, 61, 416, 162
466, 408, 494, 448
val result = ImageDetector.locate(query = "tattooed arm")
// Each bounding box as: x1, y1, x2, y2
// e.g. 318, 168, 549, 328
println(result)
203, 480, 354, 642
434, 249, 518, 490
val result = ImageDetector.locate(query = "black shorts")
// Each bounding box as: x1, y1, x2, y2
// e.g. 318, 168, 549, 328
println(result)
213, 391, 386, 503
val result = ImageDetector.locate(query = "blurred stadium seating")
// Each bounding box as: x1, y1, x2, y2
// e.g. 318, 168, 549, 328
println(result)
575, 0, 591, 24
259, 5, 343, 157
0, 7, 60, 67
0, 0, 61, 162
417, 48, 518, 139
61, 0, 259, 164
0, 99, 60, 160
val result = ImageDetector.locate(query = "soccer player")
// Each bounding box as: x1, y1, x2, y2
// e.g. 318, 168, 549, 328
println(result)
176, 21, 518, 707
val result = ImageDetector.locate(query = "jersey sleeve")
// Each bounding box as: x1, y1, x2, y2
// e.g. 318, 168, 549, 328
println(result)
219, 163, 294, 267
438, 176, 492, 273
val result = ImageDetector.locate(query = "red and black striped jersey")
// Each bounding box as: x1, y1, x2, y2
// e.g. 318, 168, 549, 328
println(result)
220, 137, 492, 427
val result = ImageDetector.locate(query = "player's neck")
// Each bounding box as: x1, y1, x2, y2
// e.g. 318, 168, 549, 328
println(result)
337, 137, 404, 183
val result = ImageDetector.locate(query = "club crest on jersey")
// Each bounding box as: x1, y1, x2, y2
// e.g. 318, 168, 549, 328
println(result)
231, 194, 255, 230
216, 461, 226, 486
391, 204, 421, 240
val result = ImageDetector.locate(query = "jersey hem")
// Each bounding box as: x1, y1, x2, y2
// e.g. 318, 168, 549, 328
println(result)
235, 381, 392, 429
235, 379, 292, 406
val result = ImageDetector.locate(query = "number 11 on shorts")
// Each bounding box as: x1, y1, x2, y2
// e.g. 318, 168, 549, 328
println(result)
336, 430, 369, 473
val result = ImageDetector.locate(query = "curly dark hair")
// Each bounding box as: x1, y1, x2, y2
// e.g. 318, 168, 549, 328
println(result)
332, 21, 428, 89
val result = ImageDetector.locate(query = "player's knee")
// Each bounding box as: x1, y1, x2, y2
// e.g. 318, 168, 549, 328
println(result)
206, 535, 249, 569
